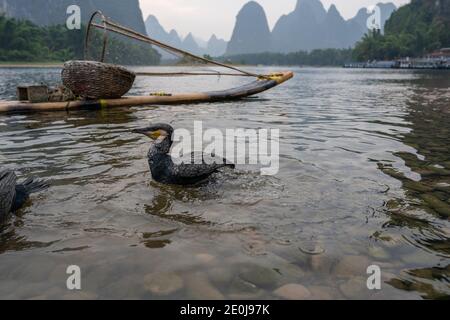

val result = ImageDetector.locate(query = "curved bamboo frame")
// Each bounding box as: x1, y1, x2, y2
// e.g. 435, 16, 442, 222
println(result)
84, 11, 108, 62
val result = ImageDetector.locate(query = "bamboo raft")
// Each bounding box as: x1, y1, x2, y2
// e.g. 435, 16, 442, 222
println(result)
0, 12, 294, 114
0, 72, 293, 113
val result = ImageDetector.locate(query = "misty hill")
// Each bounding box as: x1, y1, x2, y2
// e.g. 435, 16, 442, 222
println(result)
271, 0, 329, 52
145, 15, 183, 59
349, 2, 397, 34
0, 0, 147, 34
182, 33, 202, 56
227, 0, 397, 55
145, 14, 228, 58
225, 1, 272, 55
207, 35, 228, 57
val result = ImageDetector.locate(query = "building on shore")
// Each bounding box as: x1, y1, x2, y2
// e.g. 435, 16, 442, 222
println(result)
344, 48, 450, 69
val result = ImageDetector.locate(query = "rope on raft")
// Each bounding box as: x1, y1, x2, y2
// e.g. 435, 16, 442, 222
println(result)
86, 11, 269, 80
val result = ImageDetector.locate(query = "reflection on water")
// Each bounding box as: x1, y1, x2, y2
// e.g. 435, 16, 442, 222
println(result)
0, 67, 449, 300
374, 73, 450, 299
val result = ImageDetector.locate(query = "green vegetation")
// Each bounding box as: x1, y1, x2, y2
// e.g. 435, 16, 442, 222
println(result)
0, 15, 160, 65
224, 49, 354, 66
354, 0, 450, 61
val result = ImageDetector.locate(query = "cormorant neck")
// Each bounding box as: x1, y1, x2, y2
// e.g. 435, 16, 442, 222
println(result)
148, 135, 173, 157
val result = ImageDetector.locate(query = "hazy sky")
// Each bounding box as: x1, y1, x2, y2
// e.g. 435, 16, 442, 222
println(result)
139, 0, 410, 41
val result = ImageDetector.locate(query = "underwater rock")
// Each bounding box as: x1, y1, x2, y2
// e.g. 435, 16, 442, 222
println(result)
185, 273, 225, 300
278, 262, 306, 279
208, 267, 234, 286
228, 277, 263, 299
385, 199, 401, 210
420, 194, 450, 218
381, 168, 406, 180
144, 272, 184, 296
403, 180, 432, 193
195, 253, 216, 264
400, 250, 433, 265
103, 275, 145, 299
299, 243, 325, 255
309, 285, 340, 300
310, 253, 336, 274
416, 167, 450, 178
273, 283, 311, 300
425, 166, 450, 176
432, 191, 448, 201
238, 264, 280, 288
339, 277, 368, 299
274, 247, 310, 267
435, 182, 450, 189
368, 246, 390, 260
333, 255, 370, 278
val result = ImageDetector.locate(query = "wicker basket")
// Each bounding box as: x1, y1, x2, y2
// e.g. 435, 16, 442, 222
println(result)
61, 60, 136, 99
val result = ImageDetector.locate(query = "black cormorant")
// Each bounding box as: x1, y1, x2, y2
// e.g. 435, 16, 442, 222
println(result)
133, 123, 235, 185
0, 169, 48, 222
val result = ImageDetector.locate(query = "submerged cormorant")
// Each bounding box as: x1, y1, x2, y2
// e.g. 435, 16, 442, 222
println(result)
0, 169, 48, 222
133, 123, 235, 185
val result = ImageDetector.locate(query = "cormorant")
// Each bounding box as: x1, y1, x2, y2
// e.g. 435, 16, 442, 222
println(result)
0, 169, 48, 222
133, 123, 235, 185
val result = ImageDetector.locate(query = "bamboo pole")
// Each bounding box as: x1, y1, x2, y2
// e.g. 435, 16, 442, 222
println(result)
90, 20, 268, 79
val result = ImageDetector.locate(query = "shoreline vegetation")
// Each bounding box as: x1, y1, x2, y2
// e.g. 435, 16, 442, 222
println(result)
0, 15, 160, 65
353, 0, 449, 61
222, 49, 354, 67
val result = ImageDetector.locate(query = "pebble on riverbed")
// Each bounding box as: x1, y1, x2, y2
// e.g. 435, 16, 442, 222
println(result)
368, 245, 390, 260
228, 277, 263, 300
195, 253, 216, 264
144, 272, 184, 296
185, 273, 225, 300
333, 255, 370, 278
238, 264, 280, 289
208, 267, 234, 286
310, 253, 337, 274
403, 180, 433, 193
308, 285, 340, 300
273, 284, 311, 300
339, 277, 368, 299
420, 193, 450, 218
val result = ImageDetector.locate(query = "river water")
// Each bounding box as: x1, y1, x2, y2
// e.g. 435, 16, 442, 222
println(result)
0, 66, 449, 300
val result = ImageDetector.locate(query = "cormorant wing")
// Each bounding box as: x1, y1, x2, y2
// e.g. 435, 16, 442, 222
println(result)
0, 169, 17, 219
171, 152, 229, 180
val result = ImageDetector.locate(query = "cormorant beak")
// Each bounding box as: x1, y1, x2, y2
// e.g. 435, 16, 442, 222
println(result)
132, 128, 166, 140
